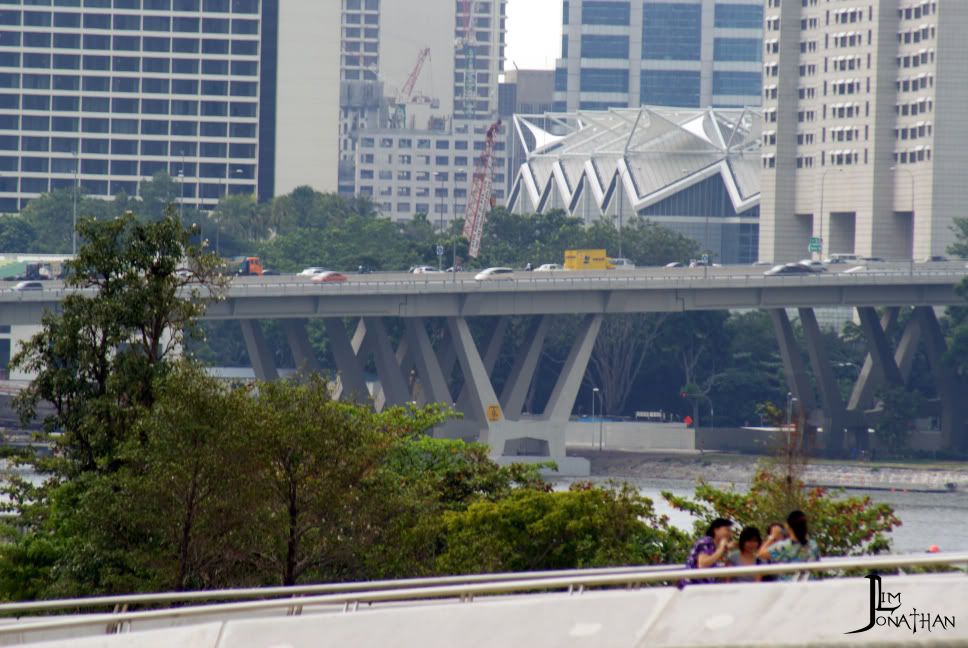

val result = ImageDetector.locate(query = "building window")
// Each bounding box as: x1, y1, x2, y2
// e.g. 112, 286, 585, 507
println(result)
712, 71, 761, 96
581, 1, 630, 26
642, 3, 702, 61
579, 68, 629, 93
714, 4, 763, 29
640, 70, 700, 107
713, 38, 762, 63
580, 35, 629, 59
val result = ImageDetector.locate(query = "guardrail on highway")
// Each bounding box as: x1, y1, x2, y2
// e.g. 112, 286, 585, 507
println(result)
0, 551, 964, 640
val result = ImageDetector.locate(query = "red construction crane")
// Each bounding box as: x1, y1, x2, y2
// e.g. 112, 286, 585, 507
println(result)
392, 47, 431, 128
463, 119, 502, 258
399, 47, 430, 103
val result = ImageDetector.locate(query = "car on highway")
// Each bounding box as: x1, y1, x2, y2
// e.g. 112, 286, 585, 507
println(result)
664, 262, 686, 268
764, 263, 817, 276
311, 271, 347, 283
822, 254, 858, 264
410, 265, 442, 274
798, 259, 827, 272
474, 267, 514, 281
919, 256, 948, 263
13, 281, 43, 291
610, 258, 636, 270
298, 267, 330, 276
534, 263, 562, 272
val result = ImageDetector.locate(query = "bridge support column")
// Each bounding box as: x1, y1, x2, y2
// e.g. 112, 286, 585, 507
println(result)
799, 308, 849, 457
456, 316, 508, 416
848, 308, 901, 413
543, 314, 603, 425
240, 320, 278, 381
770, 309, 816, 450
404, 318, 451, 406
364, 317, 409, 411
501, 316, 549, 420
916, 307, 968, 452
325, 318, 369, 402
284, 319, 321, 375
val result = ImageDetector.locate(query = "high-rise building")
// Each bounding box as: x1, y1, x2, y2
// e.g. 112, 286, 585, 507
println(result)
760, 0, 968, 262
340, 0, 509, 223
0, 0, 281, 212
554, 0, 764, 112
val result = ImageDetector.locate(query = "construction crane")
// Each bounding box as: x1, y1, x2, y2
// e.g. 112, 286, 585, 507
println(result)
456, 0, 478, 119
391, 47, 431, 129
463, 119, 502, 258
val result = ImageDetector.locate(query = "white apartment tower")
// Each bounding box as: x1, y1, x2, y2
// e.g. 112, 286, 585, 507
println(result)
340, 0, 508, 222
760, 0, 968, 262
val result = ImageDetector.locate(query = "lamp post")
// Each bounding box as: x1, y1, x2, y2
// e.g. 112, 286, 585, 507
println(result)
434, 171, 445, 270
616, 167, 625, 259
178, 151, 186, 222
598, 389, 605, 452
590, 387, 597, 449
818, 167, 843, 261
72, 149, 79, 256
592, 387, 602, 451
890, 165, 915, 275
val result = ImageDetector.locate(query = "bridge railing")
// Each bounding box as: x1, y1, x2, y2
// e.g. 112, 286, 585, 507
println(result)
0, 552, 964, 640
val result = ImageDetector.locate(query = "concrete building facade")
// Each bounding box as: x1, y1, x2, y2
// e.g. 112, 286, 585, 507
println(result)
341, 0, 509, 223
759, 0, 968, 263
0, 0, 281, 211
554, 0, 764, 112
273, 0, 340, 196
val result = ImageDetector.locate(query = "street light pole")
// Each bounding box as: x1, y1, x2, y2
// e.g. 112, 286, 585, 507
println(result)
72, 149, 79, 256
617, 169, 624, 259
590, 388, 597, 449
597, 389, 604, 452
435, 172, 445, 271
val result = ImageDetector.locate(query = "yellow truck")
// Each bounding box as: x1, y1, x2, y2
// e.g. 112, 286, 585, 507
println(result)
564, 249, 614, 271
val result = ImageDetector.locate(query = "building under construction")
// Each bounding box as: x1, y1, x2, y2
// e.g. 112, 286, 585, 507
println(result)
337, 0, 508, 226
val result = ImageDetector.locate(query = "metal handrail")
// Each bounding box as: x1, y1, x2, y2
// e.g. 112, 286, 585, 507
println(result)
0, 552, 964, 637
0, 563, 680, 615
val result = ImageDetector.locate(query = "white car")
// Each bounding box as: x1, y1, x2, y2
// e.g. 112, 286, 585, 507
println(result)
410, 266, 442, 274
13, 281, 43, 291
298, 267, 329, 276
610, 258, 636, 270
474, 267, 514, 281
534, 263, 562, 272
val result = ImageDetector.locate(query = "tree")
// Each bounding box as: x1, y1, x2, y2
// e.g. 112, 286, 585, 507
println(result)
875, 386, 921, 456
662, 312, 731, 429
664, 467, 900, 557
589, 314, 668, 416
11, 208, 226, 474
436, 482, 690, 574
0, 215, 37, 252
138, 172, 181, 221
249, 377, 449, 585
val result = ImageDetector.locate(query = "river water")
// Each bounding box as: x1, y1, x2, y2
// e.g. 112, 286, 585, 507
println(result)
554, 476, 968, 555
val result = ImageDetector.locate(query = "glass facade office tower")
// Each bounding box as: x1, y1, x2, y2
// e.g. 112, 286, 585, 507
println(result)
554, 0, 764, 112
0, 0, 277, 212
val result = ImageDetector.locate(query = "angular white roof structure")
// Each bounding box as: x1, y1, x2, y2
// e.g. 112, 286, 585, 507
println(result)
507, 107, 762, 218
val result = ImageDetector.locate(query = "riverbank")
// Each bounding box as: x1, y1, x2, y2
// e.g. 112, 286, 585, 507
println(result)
569, 449, 968, 492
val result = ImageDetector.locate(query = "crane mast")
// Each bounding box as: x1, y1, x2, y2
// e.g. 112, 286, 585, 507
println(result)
462, 119, 502, 258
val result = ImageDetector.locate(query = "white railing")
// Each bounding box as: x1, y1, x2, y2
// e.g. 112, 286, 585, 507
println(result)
0, 552, 964, 639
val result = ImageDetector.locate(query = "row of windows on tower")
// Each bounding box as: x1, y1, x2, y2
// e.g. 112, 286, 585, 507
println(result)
0, 0, 259, 14
0, 136, 256, 157
0, 11, 258, 34
0, 30, 261, 57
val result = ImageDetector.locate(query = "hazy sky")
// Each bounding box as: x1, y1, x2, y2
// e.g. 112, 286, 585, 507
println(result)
504, 0, 563, 71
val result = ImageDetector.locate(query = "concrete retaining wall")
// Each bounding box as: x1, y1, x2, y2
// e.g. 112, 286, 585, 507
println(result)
566, 421, 695, 452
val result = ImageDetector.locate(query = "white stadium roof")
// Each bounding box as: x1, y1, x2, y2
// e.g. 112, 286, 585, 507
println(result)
508, 107, 762, 218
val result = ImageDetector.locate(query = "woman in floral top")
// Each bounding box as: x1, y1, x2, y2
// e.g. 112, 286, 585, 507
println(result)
682, 518, 734, 585
757, 510, 820, 581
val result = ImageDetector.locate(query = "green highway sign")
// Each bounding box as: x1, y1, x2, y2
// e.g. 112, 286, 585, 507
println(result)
808, 237, 822, 253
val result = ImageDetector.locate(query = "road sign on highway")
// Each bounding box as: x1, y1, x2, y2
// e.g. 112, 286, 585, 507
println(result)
435, 245, 444, 257
808, 237, 822, 253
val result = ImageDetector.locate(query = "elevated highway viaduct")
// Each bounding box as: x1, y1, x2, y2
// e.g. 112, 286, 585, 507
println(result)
1, 267, 965, 474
